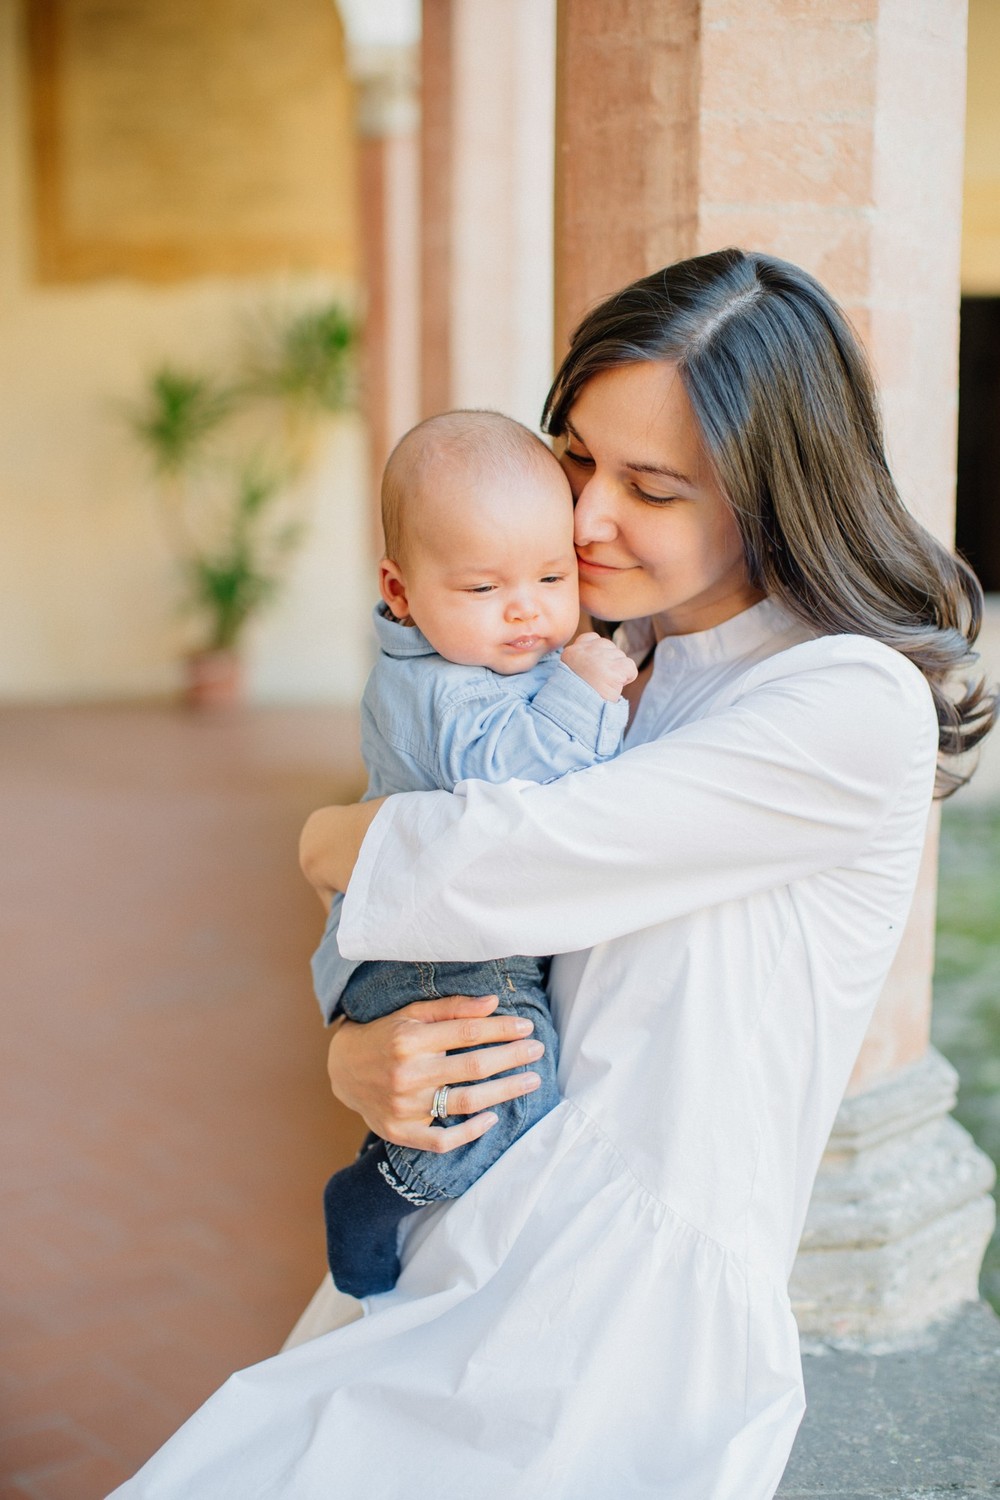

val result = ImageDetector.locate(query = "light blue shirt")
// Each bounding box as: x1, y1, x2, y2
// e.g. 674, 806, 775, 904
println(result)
311, 604, 628, 1020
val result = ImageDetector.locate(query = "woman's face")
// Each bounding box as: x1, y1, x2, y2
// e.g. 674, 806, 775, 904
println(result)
560, 361, 763, 635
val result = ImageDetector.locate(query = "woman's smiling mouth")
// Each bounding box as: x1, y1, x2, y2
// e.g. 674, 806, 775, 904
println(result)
576, 554, 632, 575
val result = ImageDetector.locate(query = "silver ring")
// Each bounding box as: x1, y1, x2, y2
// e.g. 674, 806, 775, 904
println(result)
431, 1085, 450, 1122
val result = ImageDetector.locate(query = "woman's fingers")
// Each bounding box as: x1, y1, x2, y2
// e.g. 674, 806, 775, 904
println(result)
396, 1110, 503, 1154
438, 1072, 542, 1119
386, 995, 540, 1057
438, 1036, 545, 1084
324, 993, 546, 1150
408, 1071, 542, 1152
427, 1013, 540, 1056
393, 993, 501, 1023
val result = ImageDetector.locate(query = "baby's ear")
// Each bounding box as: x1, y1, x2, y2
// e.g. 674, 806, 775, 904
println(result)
379, 559, 411, 620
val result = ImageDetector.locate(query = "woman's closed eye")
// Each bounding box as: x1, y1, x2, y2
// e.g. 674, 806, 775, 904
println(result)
565, 448, 676, 505
630, 483, 679, 506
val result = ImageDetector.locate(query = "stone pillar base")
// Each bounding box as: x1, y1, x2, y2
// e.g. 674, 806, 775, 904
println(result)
791, 1049, 996, 1348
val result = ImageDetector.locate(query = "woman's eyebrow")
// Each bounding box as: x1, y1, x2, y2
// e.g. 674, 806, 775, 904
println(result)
564, 420, 695, 487
628, 460, 695, 485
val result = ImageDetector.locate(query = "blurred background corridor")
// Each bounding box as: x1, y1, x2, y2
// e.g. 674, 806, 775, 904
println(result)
2, 0, 1000, 1495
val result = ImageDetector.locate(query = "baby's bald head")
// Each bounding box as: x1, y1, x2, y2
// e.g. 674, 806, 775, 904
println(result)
377, 410, 579, 672
381, 410, 564, 565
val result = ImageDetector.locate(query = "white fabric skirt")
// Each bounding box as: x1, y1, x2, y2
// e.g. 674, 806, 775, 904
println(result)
111, 1103, 804, 1500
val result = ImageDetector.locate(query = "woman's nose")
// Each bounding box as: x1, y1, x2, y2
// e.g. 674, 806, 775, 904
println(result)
573, 480, 618, 546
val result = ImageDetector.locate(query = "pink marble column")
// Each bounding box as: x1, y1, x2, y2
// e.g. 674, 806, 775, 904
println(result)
351, 47, 420, 552
420, 0, 556, 429
554, 0, 699, 359
420, 0, 455, 419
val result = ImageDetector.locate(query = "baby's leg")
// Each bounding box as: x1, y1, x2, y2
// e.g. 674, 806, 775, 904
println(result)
324, 962, 450, 1299
323, 1137, 442, 1298
379, 960, 559, 1223
326, 959, 558, 1298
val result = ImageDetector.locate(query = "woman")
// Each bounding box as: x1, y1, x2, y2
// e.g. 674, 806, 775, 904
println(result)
114, 251, 993, 1500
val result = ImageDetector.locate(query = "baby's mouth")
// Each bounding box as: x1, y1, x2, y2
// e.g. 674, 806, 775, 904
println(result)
506, 635, 542, 650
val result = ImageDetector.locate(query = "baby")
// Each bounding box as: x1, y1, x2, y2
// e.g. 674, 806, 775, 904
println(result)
312, 408, 637, 1297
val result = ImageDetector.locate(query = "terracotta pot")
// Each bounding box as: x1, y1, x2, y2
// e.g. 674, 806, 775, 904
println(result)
184, 649, 244, 708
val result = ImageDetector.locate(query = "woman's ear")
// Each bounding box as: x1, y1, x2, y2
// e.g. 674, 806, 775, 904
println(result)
379, 559, 411, 621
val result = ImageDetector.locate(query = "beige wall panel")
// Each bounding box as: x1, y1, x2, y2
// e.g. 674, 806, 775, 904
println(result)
962, 0, 1000, 292
27, 0, 358, 282
0, 0, 369, 702
868, 0, 966, 547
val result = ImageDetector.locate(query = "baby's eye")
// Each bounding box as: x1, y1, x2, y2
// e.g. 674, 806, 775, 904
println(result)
540, 574, 566, 584
465, 585, 496, 594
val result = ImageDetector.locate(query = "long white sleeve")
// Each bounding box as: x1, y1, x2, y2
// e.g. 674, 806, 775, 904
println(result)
337, 639, 938, 963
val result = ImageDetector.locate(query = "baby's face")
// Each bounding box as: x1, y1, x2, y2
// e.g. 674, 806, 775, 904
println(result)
382, 459, 580, 674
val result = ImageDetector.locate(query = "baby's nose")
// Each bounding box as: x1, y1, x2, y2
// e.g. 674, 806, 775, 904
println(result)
506, 594, 540, 621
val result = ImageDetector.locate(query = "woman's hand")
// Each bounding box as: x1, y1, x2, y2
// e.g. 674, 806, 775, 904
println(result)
300, 799, 387, 904
327, 993, 546, 1152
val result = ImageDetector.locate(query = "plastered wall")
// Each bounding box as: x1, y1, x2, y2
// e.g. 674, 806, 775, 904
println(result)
0, 0, 371, 703
963, 0, 1000, 294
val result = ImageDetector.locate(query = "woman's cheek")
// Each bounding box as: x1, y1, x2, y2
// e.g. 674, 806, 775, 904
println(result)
577, 578, 611, 621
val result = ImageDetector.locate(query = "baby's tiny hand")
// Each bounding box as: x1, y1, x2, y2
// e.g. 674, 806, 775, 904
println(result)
560, 632, 639, 702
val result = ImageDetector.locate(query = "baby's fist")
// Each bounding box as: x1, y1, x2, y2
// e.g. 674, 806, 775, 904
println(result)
560, 632, 639, 702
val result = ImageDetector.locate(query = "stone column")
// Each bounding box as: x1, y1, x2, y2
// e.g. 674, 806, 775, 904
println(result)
554, 0, 700, 358
420, 0, 556, 429
339, 15, 421, 552
556, 0, 994, 1342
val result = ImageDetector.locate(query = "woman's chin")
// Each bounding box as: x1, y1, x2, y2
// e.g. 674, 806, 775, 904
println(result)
581, 595, 647, 626
578, 585, 619, 623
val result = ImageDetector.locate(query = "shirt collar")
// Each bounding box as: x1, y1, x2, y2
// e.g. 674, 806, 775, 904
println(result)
372, 601, 439, 658
615, 597, 811, 669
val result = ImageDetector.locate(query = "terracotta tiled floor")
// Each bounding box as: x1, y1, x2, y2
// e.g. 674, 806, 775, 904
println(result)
0, 705, 367, 1497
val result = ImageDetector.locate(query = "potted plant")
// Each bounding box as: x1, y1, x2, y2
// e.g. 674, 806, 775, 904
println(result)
129, 303, 356, 706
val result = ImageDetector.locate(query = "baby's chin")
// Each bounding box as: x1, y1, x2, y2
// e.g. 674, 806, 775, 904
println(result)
483, 644, 559, 675
487, 655, 550, 676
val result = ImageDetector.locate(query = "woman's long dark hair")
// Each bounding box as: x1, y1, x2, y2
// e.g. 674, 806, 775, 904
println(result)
543, 249, 996, 795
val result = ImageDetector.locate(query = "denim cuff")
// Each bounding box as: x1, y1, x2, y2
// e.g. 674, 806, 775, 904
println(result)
529, 662, 628, 758
310, 893, 360, 1024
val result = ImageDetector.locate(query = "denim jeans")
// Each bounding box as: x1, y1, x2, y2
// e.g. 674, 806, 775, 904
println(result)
340, 957, 560, 1203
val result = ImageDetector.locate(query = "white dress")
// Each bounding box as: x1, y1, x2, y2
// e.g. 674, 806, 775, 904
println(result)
112, 600, 939, 1500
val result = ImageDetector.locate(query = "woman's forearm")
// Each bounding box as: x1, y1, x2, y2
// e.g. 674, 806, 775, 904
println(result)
299, 798, 387, 898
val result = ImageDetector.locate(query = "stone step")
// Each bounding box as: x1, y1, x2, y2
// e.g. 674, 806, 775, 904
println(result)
778, 1300, 1000, 1498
